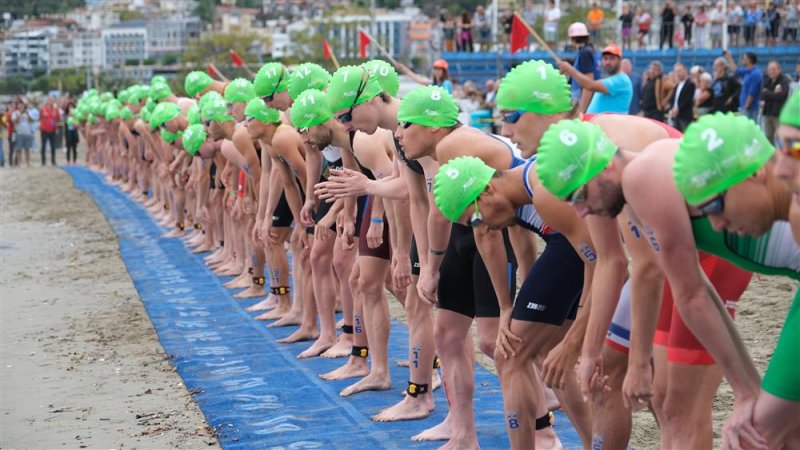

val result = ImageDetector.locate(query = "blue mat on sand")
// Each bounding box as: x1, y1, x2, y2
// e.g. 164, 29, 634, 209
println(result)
65, 166, 583, 450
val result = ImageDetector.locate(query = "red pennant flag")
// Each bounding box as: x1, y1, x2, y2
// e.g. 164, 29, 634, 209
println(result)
207, 64, 216, 78
323, 39, 332, 60
229, 49, 244, 68
510, 15, 530, 54
359, 31, 371, 59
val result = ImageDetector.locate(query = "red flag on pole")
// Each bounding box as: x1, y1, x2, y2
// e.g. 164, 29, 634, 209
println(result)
229, 50, 244, 68
359, 31, 371, 59
510, 15, 531, 54
323, 39, 332, 60
207, 64, 217, 78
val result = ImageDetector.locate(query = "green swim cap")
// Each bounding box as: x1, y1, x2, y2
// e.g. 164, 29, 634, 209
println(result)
224, 78, 256, 103
202, 96, 233, 123
185, 71, 214, 97
433, 156, 496, 222
117, 89, 130, 105
187, 104, 201, 126
149, 102, 183, 129
104, 101, 121, 120
535, 119, 619, 199
83, 89, 98, 99
245, 98, 281, 124
120, 106, 135, 121
145, 97, 156, 113
161, 128, 182, 144
363, 60, 399, 97
182, 124, 207, 156
87, 114, 97, 124
151, 75, 167, 85
496, 60, 573, 115
288, 63, 330, 100
139, 107, 151, 124
128, 85, 147, 104
290, 89, 333, 129
150, 82, 173, 101
198, 91, 223, 111
100, 92, 114, 102
779, 90, 800, 128
397, 86, 459, 128
254, 62, 288, 97
673, 112, 775, 205
327, 65, 383, 112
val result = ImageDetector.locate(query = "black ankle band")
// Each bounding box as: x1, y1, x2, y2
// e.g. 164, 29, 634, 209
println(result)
406, 381, 429, 398
535, 411, 554, 430
270, 286, 290, 295
253, 276, 265, 286
341, 325, 354, 334
176, 222, 185, 231
351, 346, 369, 358
433, 355, 441, 369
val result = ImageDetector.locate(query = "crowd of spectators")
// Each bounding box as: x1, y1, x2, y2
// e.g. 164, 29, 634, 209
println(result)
0, 95, 80, 168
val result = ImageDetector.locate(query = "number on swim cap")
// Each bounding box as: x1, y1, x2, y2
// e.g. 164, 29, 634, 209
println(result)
559, 129, 578, 146
700, 128, 724, 152
379, 66, 390, 76
267, 68, 277, 78
431, 90, 442, 101
300, 94, 316, 107
538, 65, 547, 80
342, 70, 350, 83
445, 167, 459, 179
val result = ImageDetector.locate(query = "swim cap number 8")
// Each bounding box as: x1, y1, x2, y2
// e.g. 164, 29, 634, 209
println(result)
431, 90, 442, 101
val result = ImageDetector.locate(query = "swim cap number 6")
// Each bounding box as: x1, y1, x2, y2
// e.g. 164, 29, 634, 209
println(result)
560, 129, 578, 146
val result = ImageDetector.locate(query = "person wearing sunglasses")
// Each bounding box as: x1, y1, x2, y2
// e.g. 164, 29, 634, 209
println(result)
774, 91, 800, 229
254, 62, 292, 111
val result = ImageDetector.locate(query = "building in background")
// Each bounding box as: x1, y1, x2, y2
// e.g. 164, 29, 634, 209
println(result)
102, 19, 148, 68
2, 27, 57, 76
214, 4, 262, 34
67, 7, 120, 31
327, 8, 417, 59
147, 16, 202, 57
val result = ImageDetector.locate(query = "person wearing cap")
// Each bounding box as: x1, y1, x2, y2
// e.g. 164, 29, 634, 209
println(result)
431, 152, 600, 449
394, 58, 453, 94
184, 70, 227, 99
567, 22, 599, 113
254, 62, 291, 111
534, 117, 757, 449
558, 43, 632, 115
775, 91, 800, 208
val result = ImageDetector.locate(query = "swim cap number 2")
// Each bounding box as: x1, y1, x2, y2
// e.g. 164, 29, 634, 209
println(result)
700, 128, 724, 152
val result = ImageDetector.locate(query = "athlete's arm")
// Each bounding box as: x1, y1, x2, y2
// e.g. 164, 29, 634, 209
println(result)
302, 145, 322, 225
419, 160, 453, 303
473, 226, 513, 312
391, 162, 414, 287
393, 61, 432, 86
338, 147, 361, 248
406, 165, 430, 269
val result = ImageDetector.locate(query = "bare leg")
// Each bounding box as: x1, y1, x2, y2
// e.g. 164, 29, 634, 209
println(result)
322, 236, 358, 358
662, 363, 724, 449
320, 263, 369, 380
591, 345, 633, 450
297, 235, 337, 358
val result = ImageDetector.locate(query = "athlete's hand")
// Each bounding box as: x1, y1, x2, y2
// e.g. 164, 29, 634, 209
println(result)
315, 168, 370, 201
578, 351, 610, 402
393, 254, 412, 289
315, 215, 335, 242
557, 60, 577, 76
337, 211, 356, 251
253, 220, 264, 247
622, 361, 653, 411
300, 200, 316, 226
242, 197, 255, 216
722, 396, 768, 450
366, 219, 384, 249
417, 270, 440, 305
260, 222, 275, 250
495, 308, 521, 359
542, 339, 580, 390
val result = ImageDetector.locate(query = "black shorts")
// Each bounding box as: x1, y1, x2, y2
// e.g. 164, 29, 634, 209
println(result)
358, 195, 391, 260
209, 162, 217, 190
437, 224, 517, 319
272, 192, 293, 228
512, 232, 584, 324
311, 195, 367, 234
410, 237, 421, 276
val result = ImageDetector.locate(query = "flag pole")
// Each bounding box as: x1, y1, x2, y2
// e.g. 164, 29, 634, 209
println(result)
324, 40, 341, 69
208, 63, 229, 82
513, 12, 561, 63
229, 50, 255, 78
360, 29, 400, 66
330, 50, 341, 70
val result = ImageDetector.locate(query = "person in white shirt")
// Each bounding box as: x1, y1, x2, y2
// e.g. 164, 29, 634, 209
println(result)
544, 0, 562, 47
709, 2, 725, 48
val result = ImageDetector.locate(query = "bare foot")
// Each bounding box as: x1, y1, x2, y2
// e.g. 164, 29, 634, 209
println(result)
253, 305, 290, 321
297, 337, 336, 359
191, 244, 213, 254
396, 360, 410, 367
339, 372, 391, 397
234, 285, 265, 298
319, 357, 369, 381
412, 417, 451, 442
535, 427, 563, 450
320, 333, 353, 358
277, 327, 319, 344
268, 311, 303, 328
224, 273, 251, 289
245, 298, 277, 312
439, 438, 480, 450
162, 228, 184, 238
372, 395, 432, 422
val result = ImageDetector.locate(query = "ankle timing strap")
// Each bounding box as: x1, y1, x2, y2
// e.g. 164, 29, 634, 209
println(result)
164, 203, 170, 210
406, 381, 429, 398
433, 355, 441, 369
535, 411, 554, 430
252, 276, 266, 286
270, 286, 290, 295
341, 325, 354, 334
351, 346, 369, 358
193, 223, 202, 230
176, 222, 185, 231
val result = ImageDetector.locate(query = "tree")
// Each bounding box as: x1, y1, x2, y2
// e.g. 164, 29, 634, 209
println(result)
0, 77, 29, 95
161, 53, 179, 66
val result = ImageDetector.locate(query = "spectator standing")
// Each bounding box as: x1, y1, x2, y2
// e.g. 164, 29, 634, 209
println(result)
587, 3, 605, 41
709, 2, 725, 48
442, 13, 456, 52
559, 43, 632, 114
459, 11, 474, 52
501, 10, 514, 50
396, 58, 454, 94
743, 2, 761, 46
695, 72, 714, 116
726, 50, 763, 122
762, 61, 791, 142
622, 58, 642, 114
785, 0, 799, 43
640, 61, 674, 122
567, 22, 599, 112
710, 57, 741, 113
695, 5, 708, 48
39, 96, 60, 166
728, 2, 744, 47
660, 0, 676, 49
65, 116, 80, 165
474, 5, 491, 51
544, 1, 561, 49
0, 105, 6, 167
765, 3, 780, 46
5, 101, 15, 167
636, 6, 652, 48
669, 63, 696, 132
12, 101, 33, 167
619, 5, 634, 50
522, 0, 538, 48
482, 79, 498, 132
681, 6, 695, 48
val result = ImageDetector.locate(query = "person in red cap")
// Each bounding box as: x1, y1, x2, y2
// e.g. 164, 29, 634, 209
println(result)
394, 59, 453, 94
567, 22, 600, 112
558, 43, 633, 114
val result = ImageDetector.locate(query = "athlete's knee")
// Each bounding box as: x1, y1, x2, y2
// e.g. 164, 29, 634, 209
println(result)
434, 320, 464, 352
357, 276, 383, 302
332, 251, 350, 277
477, 335, 495, 359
